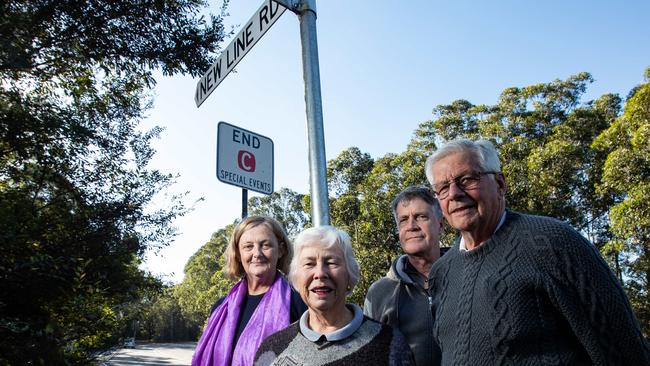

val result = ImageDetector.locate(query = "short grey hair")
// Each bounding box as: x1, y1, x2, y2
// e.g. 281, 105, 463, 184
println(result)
425, 139, 501, 186
391, 186, 443, 222
289, 226, 360, 294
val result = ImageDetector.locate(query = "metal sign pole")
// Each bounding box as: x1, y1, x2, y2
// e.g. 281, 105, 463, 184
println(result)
242, 188, 248, 219
295, 0, 330, 226
199, 0, 330, 226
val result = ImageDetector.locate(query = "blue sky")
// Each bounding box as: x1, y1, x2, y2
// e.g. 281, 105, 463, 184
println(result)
141, 0, 650, 283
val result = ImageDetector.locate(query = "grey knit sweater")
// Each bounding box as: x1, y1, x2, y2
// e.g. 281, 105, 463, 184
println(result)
254, 305, 415, 365
431, 210, 650, 365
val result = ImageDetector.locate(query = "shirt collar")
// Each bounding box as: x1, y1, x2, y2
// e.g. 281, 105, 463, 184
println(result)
299, 303, 364, 342
459, 211, 507, 252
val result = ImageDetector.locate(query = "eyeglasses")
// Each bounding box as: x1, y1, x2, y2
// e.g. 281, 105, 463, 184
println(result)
433, 171, 499, 199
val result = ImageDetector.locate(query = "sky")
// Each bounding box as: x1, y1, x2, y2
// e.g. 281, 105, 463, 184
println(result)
140, 0, 650, 283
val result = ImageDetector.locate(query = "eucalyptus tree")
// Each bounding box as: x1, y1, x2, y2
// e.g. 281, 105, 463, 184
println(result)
249, 187, 309, 237
414, 73, 617, 245
0, 0, 229, 362
174, 227, 234, 328
593, 68, 650, 336
325, 144, 439, 304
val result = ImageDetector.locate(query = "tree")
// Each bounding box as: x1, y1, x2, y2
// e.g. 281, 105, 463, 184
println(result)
249, 188, 309, 237
327, 147, 373, 238
140, 287, 200, 342
593, 68, 650, 337
415, 73, 617, 241
175, 226, 234, 329
325, 144, 447, 304
0, 0, 229, 363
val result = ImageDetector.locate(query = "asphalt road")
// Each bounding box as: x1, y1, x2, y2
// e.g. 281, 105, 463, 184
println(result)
103, 342, 197, 366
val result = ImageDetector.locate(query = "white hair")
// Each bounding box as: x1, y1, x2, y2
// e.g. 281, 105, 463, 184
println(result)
289, 226, 360, 294
425, 139, 501, 185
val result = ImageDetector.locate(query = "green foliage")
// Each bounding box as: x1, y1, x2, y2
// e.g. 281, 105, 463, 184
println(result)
139, 287, 200, 342
249, 188, 309, 237
593, 68, 650, 336
327, 147, 374, 197
175, 226, 235, 329
0, 0, 228, 79
0, 0, 229, 363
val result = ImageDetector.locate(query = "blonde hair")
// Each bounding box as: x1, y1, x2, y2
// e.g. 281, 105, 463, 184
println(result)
224, 215, 292, 280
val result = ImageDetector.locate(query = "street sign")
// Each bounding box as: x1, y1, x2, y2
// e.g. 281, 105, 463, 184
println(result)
217, 121, 274, 195
195, 0, 287, 107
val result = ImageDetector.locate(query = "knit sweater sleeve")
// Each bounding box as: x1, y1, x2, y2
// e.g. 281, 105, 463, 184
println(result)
539, 220, 650, 364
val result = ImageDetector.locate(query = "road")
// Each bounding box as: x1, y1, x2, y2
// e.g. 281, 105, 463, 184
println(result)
104, 342, 196, 366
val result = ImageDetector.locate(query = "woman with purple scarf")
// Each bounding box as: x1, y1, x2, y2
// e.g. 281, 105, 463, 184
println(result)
192, 216, 306, 366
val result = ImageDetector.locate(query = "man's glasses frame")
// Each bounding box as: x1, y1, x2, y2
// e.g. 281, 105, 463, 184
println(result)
433, 171, 500, 200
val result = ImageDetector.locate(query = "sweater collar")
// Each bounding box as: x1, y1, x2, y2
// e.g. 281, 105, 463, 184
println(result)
299, 304, 364, 342
459, 210, 507, 252
456, 210, 518, 261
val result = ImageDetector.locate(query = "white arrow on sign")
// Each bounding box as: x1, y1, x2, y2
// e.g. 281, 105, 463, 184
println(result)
195, 0, 287, 107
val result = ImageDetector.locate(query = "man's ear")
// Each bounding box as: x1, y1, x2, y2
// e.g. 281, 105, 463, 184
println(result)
496, 172, 507, 196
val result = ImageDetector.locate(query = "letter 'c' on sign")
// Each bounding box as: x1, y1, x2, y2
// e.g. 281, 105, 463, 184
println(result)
238, 150, 256, 172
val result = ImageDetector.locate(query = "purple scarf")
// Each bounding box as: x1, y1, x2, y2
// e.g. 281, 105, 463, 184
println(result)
192, 273, 291, 366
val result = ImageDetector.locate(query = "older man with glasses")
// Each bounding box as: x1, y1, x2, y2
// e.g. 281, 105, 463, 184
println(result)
426, 139, 649, 366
